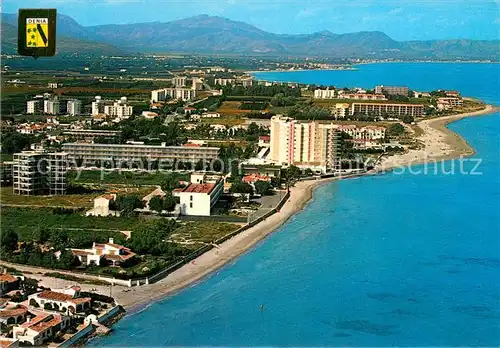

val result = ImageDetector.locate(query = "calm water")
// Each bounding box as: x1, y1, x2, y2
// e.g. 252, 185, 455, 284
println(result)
93, 63, 500, 346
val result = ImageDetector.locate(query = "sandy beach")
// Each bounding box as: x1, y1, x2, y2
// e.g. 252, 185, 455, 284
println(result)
17, 104, 498, 314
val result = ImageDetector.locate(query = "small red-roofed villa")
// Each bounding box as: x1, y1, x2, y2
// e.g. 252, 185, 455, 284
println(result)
178, 173, 223, 216
12, 311, 71, 346
28, 286, 91, 315
69, 238, 136, 267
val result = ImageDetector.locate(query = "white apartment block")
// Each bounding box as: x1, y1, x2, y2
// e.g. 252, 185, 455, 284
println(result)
351, 103, 424, 117
314, 88, 336, 99
332, 125, 386, 140
214, 78, 235, 86
12, 152, 68, 196
151, 88, 197, 102
437, 97, 463, 111
270, 116, 341, 173
103, 97, 133, 119
337, 92, 387, 101
375, 85, 409, 96
43, 100, 60, 115
26, 100, 40, 114
66, 100, 82, 116
172, 76, 187, 87
333, 103, 350, 118
62, 143, 220, 167
178, 173, 224, 216
91, 96, 105, 116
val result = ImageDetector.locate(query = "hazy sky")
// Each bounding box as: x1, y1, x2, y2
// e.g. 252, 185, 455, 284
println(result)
3, 0, 499, 40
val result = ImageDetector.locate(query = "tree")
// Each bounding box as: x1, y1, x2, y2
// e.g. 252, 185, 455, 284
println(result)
149, 196, 164, 213
1, 229, 18, 252
402, 115, 414, 124
1, 132, 33, 154
387, 123, 405, 136
163, 193, 177, 212
161, 173, 180, 192
254, 180, 272, 196
116, 195, 143, 216
229, 181, 254, 195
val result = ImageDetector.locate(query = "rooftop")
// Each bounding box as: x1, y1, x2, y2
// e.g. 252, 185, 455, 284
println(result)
0, 274, 18, 283
181, 182, 215, 194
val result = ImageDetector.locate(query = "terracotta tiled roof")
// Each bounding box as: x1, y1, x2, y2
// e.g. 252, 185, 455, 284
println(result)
71, 249, 93, 256
68, 297, 91, 305
0, 274, 18, 283
242, 174, 271, 184
37, 290, 73, 302
181, 183, 215, 194
30, 315, 62, 333
0, 305, 27, 318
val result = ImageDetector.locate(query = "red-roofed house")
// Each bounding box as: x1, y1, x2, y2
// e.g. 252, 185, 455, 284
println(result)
0, 274, 20, 296
28, 288, 91, 315
242, 174, 271, 184
69, 238, 136, 267
178, 173, 223, 216
13, 311, 70, 346
0, 338, 18, 348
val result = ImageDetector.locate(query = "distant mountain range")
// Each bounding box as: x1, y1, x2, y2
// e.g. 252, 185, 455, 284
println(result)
2, 13, 499, 60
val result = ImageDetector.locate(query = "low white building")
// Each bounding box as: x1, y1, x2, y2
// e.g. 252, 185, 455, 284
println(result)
70, 238, 136, 267
86, 194, 117, 217
201, 112, 220, 118
214, 78, 235, 86
178, 173, 223, 216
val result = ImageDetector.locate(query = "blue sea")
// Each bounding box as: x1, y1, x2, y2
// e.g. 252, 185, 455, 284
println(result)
93, 63, 500, 346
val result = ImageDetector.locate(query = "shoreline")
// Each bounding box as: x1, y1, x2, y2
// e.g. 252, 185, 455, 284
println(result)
13, 104, 499, 319
115, 103, 499, 314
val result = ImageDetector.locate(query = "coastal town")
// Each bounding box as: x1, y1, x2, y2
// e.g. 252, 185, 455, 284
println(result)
0, 58, 495, 346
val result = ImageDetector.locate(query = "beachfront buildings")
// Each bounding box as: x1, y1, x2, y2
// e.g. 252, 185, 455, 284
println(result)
178, 173, 224, 216
269, 116, 341, 173
12, 152, 68, 195
375, 85, 409, 96
351, 102, 424, 117
151, 87, 197, 102
61, 143, 220, 168
66, 100, 82, 116
331, 125, 386, 140
437, 97, 463, 111
27, 287, 91, 314
69, 238, 136, 267
12, 312, 71, 346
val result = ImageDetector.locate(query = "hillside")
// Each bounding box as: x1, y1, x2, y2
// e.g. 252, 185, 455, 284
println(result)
1, 17, 125, 56
2, 13, 498, 60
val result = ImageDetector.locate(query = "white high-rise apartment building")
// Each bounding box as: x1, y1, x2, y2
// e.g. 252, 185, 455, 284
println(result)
104, 97, 133, 119
26, 100, 41, 114
44, 100, 60, 115
67, 100, 82, 116
91, 96, 105, 116
269, 116, 340, 173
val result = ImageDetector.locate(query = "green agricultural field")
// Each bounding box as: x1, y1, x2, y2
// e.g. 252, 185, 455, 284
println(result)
170, 221, 240, 251
0, 187, 98, 208
68, 170, 189, 186
0, 207, 148, 241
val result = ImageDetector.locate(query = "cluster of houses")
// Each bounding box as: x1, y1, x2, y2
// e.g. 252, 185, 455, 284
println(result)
0, 272, 118, 347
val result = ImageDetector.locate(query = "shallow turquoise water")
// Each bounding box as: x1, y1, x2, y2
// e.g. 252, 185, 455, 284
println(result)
93, 63, 500, 346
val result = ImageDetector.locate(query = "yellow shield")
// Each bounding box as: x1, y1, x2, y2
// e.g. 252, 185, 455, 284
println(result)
26, 19, 49, 48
